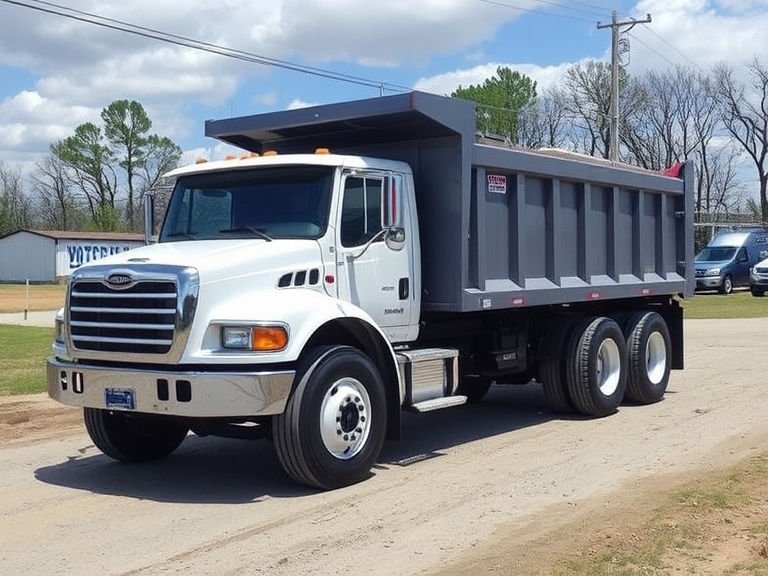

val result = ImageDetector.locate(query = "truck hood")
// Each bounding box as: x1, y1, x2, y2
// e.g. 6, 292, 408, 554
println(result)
694, 260, 731, 269
90, 239, 323, 284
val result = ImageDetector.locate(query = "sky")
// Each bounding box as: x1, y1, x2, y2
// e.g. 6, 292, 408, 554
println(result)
1, 0, 768, 175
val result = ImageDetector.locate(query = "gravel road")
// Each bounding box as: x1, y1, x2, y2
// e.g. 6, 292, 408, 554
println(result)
1, 318, 767, 575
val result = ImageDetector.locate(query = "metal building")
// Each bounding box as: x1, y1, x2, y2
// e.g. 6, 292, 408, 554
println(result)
0, 229, 145, 283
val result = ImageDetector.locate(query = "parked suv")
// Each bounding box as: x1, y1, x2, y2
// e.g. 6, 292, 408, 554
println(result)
695, 230, 768, 294
750, 257, 768, 297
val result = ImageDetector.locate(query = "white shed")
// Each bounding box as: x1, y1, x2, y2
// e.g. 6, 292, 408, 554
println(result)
0, 230, 145, 283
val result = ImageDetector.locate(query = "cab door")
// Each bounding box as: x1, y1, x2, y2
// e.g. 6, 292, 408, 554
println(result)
334, 171, 412, 340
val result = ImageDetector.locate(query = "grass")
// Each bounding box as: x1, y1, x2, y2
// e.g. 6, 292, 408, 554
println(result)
679, 289, 768, 319
557, 454, 768, 576
0, 325, 55, 396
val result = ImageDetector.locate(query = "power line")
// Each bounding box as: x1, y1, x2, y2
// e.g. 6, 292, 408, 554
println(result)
0, 0, 413, 93
477, 0, 598, 23
640, 24, 702, 70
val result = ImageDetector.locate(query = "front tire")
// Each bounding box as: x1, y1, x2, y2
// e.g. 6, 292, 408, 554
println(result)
719, 275, 733, 294
751, 287, 765, 297
566, 317, 627, 417
273, 346, 387, 490
83, 408, 189, 461
623, 311, 671, 404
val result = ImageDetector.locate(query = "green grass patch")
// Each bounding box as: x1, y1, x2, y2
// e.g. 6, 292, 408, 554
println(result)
0, 325, 54, 395
679, 289, 768, 319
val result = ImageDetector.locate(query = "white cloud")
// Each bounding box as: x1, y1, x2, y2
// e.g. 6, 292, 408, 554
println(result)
2, 0, 768, 172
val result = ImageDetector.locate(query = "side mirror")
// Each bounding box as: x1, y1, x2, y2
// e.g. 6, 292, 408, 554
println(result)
383, 173, 405, 251
143, 194, 155, 244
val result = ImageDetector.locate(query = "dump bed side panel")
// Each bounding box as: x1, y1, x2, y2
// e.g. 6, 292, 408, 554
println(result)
459, 145, 692, 313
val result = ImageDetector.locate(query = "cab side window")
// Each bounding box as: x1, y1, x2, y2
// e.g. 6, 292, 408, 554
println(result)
340, 176, 383, 247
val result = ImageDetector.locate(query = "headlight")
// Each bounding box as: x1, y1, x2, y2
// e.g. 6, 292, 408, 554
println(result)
705, 268, 721, 276
221, 325, 289, 351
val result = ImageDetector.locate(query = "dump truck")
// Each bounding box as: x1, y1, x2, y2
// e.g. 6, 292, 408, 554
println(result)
47, 91, 694, 490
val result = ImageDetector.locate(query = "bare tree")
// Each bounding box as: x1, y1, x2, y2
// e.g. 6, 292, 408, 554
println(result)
559, 60, 614, 158
517, 88, 568, 149
30, 154, 84, 230
713, 58, 768, 223
0, 161, 34, 235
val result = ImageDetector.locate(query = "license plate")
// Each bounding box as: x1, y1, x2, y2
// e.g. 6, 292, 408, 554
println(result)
105, 388, 136, 411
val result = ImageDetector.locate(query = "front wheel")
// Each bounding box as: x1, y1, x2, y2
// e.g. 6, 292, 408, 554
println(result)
273, 346, 387, 490
751, 287, 765, 297
84, 408, 189, 461
719, 275, 733, 294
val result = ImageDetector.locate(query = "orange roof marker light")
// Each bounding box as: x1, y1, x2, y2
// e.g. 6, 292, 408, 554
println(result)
224, 154, 237, 160
195, 158, 208, 164
239, 153, 259, 160
315, 148, 330, 154
263, 150, 278, 156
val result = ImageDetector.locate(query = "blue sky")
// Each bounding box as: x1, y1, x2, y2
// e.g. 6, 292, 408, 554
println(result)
1, 0, 767, 173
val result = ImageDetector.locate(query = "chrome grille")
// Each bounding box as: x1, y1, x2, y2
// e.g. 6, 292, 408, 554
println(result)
69, 280, 178, 355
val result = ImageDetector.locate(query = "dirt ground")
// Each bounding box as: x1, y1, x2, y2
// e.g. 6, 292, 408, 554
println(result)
2, 318, 768, 575
0, 284, 65, 313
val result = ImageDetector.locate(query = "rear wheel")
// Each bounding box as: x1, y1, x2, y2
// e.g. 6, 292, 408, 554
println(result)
273, 346, 387, 490
623, 311, 671, 404
538, 319, 576, 414
719, 275, 733, 294
565, 317, 627, 417
83, 408, 189, 461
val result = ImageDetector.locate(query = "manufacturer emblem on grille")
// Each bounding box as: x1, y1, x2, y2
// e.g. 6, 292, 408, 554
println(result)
104, 273, 135, 289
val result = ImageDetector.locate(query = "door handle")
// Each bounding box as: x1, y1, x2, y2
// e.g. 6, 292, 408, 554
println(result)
398, 277, 409, 300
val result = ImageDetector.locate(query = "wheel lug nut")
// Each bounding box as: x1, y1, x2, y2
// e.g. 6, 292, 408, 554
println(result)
343, 434, 349, 441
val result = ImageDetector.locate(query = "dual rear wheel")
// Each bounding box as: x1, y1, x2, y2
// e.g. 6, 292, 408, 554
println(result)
539, 311, 671, 417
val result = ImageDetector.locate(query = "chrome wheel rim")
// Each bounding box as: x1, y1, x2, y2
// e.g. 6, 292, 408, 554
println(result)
596, 338, 621, 396
645, 331, 667, 385
320, 378, 371, 460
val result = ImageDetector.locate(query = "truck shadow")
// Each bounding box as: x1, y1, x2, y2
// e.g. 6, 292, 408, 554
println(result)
34, 382, 590, 503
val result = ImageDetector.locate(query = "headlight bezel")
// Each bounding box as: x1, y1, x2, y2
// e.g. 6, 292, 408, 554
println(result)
220, 323, 290, 352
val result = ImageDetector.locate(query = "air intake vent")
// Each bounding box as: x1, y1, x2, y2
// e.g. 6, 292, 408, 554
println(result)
277, 269, 321, 288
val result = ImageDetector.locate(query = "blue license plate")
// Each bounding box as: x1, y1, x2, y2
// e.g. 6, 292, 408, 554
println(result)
105, 388, 136, 411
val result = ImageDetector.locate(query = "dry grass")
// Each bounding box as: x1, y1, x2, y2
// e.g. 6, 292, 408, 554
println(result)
0, 284, 66, 313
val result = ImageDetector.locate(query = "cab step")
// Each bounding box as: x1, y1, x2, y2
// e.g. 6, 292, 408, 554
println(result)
408, 395, 467, 413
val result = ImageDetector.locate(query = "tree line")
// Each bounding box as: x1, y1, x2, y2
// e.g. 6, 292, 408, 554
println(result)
0, 100, 181, 235
454, 57, 768, 225
2, 57, 767, 237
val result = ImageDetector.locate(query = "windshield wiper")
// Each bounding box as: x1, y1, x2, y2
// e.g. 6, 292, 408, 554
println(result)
219, 227, 273, 242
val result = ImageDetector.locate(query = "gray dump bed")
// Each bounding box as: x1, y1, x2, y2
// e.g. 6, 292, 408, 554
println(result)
206, 91, 694, 313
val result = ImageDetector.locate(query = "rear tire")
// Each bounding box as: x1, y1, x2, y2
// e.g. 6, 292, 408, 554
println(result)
538, 319, 576, 414
273, 346, 387, 490
566, 317, 627, 417
83, 408, 188, 461
623, 311, 671, 404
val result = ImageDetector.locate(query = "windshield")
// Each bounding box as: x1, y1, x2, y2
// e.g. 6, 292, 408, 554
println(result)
695, 247, 737, 263
159, 166, 334, 242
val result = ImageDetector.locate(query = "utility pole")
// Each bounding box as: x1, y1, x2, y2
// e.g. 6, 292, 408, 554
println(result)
597, 10, 651, 161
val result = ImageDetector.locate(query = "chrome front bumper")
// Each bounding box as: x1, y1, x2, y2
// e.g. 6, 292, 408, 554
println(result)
47, 357, 295, 418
